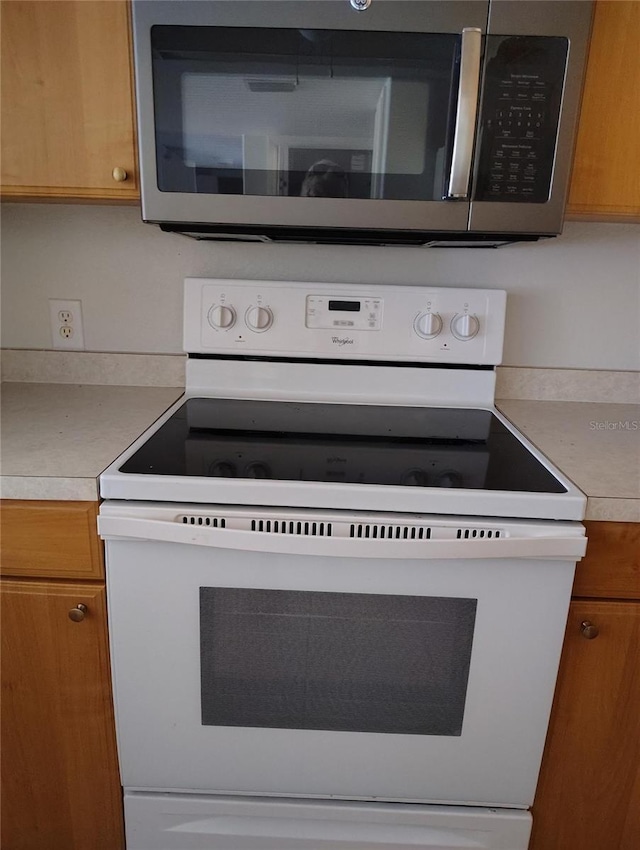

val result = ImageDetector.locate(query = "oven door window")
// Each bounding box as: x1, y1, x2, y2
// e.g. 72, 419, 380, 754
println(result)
200, 588, 476, 736
151, 26, 460, 201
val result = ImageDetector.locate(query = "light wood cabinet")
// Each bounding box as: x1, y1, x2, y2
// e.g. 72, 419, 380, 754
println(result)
0, 501, 125, 850
530, 522, 640, 850
0, 500, 104, 579
0, 0, 138, 201
567, 1, 640, 220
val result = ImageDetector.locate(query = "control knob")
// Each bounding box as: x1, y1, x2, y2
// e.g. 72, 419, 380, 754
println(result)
451, 313, 480, 341
245, 305, 274, 333
245, 462, 271, 479
414, 311, 443, 340
207, 304, 236, 330
437, 470, 463, 488
209, 461, 236, 477
401, 469, 428, 487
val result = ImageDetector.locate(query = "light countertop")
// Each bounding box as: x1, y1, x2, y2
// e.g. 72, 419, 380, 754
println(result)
1, 382, 638, 522
496, 399, 640, 522
0, 383, 183, 500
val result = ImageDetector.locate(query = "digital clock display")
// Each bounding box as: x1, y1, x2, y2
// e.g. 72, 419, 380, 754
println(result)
328, 300, 361, 312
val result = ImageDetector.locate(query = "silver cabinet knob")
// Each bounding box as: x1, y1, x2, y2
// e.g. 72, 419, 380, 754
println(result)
68, 603, 88, 623
581, 620, 599, 639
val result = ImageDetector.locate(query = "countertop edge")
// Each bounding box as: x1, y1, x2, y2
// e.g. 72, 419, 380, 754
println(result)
0, 475, 99, 502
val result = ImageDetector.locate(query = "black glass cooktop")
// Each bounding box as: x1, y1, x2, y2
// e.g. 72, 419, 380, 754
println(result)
120, 398, 566, 493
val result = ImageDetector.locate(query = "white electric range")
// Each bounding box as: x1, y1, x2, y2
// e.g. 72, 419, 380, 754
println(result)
99, 279, 586, 850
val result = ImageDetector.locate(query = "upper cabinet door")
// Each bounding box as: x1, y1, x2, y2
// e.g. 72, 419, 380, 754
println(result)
0, 0, 139, 201
567, 1, 640, 220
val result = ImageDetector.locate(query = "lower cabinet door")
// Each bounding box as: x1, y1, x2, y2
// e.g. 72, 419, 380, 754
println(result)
530, 599, 640, 850
0, 580, 124, 850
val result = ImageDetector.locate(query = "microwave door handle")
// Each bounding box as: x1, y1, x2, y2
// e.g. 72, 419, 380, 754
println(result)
447, 27, 483, 200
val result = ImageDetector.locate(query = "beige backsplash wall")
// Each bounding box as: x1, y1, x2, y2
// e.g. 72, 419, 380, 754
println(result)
1, 203, 639, 370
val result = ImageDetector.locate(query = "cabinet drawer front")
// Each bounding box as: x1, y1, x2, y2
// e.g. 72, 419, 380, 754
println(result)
0, 500, 103, 579
574, 522, 640, 600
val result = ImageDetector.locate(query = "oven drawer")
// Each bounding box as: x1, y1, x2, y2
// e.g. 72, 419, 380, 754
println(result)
124, 792, 532, 850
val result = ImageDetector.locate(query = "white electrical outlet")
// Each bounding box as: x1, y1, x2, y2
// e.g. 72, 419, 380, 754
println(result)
49, 299, 85, 350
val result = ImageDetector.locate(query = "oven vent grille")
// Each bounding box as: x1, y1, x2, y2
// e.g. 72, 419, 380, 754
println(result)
456, 528, 501, 539
250, 519, 333, 536
177, 514, 505, 541
350, 524, 432, 540
181, 515, 226, 528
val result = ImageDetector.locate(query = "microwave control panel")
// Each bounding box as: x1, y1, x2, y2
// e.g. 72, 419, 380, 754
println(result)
474, 36, 569, 204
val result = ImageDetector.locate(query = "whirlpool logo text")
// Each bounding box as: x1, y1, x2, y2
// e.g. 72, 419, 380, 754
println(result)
332, 337, 355, 346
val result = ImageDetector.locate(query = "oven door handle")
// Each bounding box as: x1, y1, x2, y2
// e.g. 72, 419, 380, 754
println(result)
99, 516, 586, 560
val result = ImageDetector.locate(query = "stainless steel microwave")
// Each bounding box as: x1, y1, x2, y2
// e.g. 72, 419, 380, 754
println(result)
132, 0, 593, 246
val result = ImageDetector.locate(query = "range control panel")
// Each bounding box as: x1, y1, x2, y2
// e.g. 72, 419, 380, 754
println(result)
474, 35, 568, 204
184, 279, 507, 365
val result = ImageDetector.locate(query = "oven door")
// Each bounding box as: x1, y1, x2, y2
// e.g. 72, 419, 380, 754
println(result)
101, 503, 584, 808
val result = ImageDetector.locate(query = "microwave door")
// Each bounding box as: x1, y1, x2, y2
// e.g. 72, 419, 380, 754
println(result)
133, 1, 488, 238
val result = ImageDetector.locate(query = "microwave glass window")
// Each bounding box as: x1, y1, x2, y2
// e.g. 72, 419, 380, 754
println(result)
151, 26, 460, 201
200, 588, 477, 736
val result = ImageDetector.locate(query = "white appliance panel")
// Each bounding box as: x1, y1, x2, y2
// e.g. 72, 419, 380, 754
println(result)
183, 279, 507, 365
124, 792, 533, 850
105, 509, 577, 807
